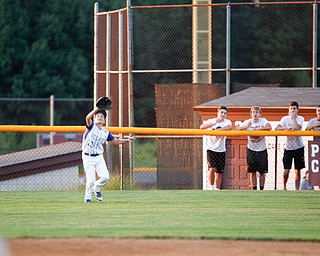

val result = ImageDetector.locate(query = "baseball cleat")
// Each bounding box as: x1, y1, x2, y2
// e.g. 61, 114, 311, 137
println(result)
84, 199, 92, 203
93, 190, 103, 201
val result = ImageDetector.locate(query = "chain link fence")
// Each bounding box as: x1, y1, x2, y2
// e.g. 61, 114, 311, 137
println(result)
0, 129, 316, 191
128, 2, 316, 127
0, 98, 93, 126
1, 2, 320, 191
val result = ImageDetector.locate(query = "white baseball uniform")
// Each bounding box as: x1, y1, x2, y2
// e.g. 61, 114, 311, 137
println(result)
82, 122, 114, 201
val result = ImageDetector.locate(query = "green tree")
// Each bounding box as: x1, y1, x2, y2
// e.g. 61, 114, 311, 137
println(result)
0, 0, 95, 98
0, 0, 29, 96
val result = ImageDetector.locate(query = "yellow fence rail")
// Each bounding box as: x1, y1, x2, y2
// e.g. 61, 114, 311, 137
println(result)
1, 125, 320, 137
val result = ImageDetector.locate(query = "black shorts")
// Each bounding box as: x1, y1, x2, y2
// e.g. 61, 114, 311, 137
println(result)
283, 147, 305, 170
246, 148, 268, 173
207, 150, 226, 173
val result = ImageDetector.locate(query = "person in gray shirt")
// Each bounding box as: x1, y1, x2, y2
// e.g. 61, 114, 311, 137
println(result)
306, 105, 320, 141
300, 171, 314, 190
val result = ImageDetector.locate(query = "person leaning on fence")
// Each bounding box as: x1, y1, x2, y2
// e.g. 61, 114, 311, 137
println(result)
236, 106, 272, 190
306, 107, 320, 190
82, 106, 135, 203
200, 106, 232, 190
306, 105, 320, 141
300, 170, 314, 190
275, 101, 305, 190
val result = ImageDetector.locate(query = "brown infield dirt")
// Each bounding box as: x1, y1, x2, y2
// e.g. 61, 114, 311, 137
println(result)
6, 238, 320, 256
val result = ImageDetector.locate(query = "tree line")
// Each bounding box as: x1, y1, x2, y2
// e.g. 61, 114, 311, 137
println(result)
0, 0, 190, 126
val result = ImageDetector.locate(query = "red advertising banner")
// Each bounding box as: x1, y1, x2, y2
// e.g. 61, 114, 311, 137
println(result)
308, 141, 320, 186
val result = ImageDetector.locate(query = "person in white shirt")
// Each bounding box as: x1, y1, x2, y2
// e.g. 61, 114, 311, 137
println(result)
236, 106, 272, 190
305, 105, 320, 190
275, 101, 305, 190
200, 106, 232, 190
82, 107, 135, 203
306, 105, 320, 141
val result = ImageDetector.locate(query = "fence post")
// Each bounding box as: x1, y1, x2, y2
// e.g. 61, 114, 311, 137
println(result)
226, 4, 231, 96
94, 2, 99, 103
274, 136, 278, 190
106, 13, 111, 126
127, 0, 134, 189
119, 11, 124, 190
50, 95, 54, 145
312, 3, 318, 88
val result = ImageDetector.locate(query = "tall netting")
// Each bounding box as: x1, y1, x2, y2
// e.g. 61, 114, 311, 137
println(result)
229, 3, 313, 88
95, 2, 317, 130
1, 3, 320, 192
90, 2, 320, 191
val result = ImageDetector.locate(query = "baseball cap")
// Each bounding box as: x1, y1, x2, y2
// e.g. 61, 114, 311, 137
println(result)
95, 109, 107, 119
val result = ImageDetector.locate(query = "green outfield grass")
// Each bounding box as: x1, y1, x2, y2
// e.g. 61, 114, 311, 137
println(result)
0, 190, 319, 241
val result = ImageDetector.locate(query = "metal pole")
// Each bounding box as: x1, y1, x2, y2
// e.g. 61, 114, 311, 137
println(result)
119, 12, 124, 129
312, 3, 318, 88
105, 13, 112, 178
50, 95, 54, 145
106, 13, 111, 126
127, 1, 133, 127
127, 0, 134, 189
274, 136, 278, 190
94, 2, 99, 104
192, 1, 198, 83
226, 4, 231, 96
119, 11, 124, 190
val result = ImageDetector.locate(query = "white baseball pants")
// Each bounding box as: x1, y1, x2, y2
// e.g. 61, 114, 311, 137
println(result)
82, 154, 110, 201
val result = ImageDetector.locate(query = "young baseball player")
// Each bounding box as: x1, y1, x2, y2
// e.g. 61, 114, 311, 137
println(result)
236, 106, 272, 190
275, 101, 305, 190
82, 107, 135, 203
200, 106, 232, 190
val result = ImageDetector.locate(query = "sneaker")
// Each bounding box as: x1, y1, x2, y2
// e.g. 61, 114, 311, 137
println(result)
84, 199, 92, 203
93, 190, 103, 201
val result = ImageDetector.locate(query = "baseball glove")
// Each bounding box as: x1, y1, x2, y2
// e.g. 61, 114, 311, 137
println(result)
96, 96, 112, 110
